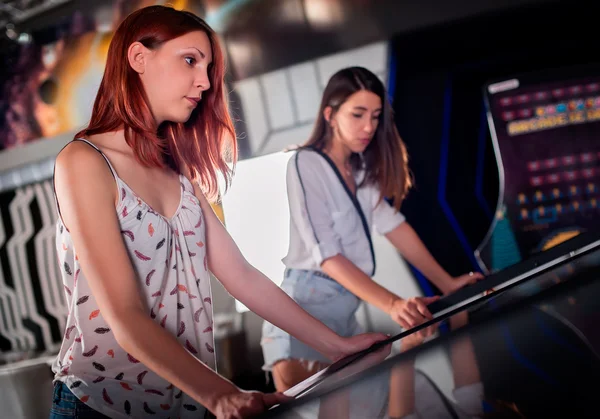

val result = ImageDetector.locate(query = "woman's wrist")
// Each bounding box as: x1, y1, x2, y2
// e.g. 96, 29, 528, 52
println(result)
433, 273, 454, 294
318, 331, 346, 360
386, 295, 403, 315
201, 381, 240, 415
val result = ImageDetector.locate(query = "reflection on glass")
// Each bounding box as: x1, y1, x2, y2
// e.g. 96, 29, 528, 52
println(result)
388, 312, 524, 419
266, 247, 600, 419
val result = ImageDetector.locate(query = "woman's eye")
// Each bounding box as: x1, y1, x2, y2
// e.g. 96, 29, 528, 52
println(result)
185, 57, 196, 66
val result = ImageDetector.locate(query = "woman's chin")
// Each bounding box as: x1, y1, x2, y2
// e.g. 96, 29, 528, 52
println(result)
169, 112, 193, 124
352, 144, 370, 154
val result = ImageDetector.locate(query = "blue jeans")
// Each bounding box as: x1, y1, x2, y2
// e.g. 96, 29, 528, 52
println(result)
49, 382, 109, 419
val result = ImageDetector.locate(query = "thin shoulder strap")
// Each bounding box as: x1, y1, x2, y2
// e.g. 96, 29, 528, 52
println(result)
52, 139, 118, 230
72, 138, 118, 179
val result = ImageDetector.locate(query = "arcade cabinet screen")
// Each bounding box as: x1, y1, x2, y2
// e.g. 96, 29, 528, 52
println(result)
485, 71, 600, 260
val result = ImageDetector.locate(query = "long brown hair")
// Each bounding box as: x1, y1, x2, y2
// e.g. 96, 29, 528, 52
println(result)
304, 67, 411, 210
75, 5, 236, 200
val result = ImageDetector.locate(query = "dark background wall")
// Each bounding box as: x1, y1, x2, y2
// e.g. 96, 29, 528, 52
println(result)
389, 0, 597, 291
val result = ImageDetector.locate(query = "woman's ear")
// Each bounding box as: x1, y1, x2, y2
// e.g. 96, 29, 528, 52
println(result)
127, 42, 149, 74
323, 106, 334, 126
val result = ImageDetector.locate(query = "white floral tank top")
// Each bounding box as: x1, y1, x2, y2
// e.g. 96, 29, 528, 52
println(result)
52, 139, 215, 418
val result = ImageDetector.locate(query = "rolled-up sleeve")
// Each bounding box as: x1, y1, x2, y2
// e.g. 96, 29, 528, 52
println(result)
287, 151, 343, 265
371, 189, 406, 235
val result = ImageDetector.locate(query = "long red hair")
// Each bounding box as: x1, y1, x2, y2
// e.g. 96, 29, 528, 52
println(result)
75, 5, 236, 200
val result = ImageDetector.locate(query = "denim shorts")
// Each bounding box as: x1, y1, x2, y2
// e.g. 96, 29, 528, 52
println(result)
49, 381, 109, 419
261, 268, 363, 370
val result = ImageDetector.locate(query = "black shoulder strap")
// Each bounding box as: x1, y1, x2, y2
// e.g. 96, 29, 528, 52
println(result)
304, 146, 376, 276
52, 139, 117, 230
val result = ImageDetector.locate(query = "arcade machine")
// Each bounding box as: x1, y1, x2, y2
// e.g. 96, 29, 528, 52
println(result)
477, 66, 600, 274
260, 231, 600, 418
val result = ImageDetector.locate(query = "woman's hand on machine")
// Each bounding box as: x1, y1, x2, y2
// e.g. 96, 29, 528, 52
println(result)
212, 388, 292, 418
441, 271, 485, 296
326, 332, 389, 362
388, 296, 440, 330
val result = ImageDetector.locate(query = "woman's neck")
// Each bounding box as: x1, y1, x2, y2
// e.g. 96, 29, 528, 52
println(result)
323, 139, 355, 179
324, 138, 352, 167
